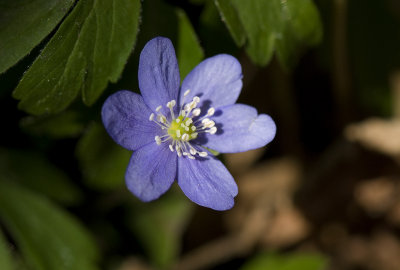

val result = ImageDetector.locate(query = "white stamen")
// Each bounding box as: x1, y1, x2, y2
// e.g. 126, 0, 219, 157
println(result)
149, 92, 217, 160
157, 115, 166, 123
167, 100, 176, 108
185, 119, 193, 126
201, 118, 210, 124
203, 120, 215, 128
192, 108, 201, 116
149, 113, 155, 121
199, 151, 208, 157
207, 107, 215, 116
208, 127, 217, 134
182, 133, 190, 141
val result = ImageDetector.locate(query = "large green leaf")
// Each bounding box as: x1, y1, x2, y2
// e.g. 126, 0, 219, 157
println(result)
0, 229, 14, 270
0, 149, 82, 205
0, 181, 99, 270
214, 0, 246, 46
0, 0, 75, 74
215, 0, 322, 67
13, 0, 141, 115
76, 122, 131, 190
240, 253, 327, 270
139, 0, 204, 79
129, 191, 193, 269
175, 8, 204, 79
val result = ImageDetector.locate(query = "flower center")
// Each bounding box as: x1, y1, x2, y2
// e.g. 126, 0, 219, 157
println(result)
148, 89, 217, 159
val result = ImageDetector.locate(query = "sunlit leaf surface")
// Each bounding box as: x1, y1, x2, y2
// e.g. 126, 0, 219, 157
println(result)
0, 0, 74, 74
13, 0, 141, 115
216, 0, 322, 67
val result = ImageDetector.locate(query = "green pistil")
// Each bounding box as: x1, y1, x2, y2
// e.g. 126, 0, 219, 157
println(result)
168, 115, 197, 140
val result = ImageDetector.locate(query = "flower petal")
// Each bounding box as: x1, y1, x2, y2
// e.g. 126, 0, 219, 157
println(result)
202, 104, 276, 153
180, 54, 242, 109
139, 37, 180, 114
178, 156, 238, 210
102, 90, 159, 151
126, 142, 177, 202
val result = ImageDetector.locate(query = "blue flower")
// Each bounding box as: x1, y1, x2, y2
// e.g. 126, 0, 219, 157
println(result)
101, 37, 276, 210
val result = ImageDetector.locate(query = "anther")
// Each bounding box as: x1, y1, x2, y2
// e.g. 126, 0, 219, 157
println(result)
156, 105, 162, 112
193, 96, 200, 103
182, 133, 190, 141
201, 118, 210, 124
157, 115, 166, 123
203, 120, 215, 128
169, 144, 174, 152
149, 113, 155, 121
191, 132, 198, 138
188, 155, 195, 160
184, 89, 191, 96
167, 100, 176, 108
192, 108, 201, 116
176, 130, 181, 138
185, 119, 193, 126
208, 127, 217, 134
207, 107, 215, 116
191, 126, 196, 131
190, 148, 196, 155
155, 136, 161, 145
199, 151, 208, 157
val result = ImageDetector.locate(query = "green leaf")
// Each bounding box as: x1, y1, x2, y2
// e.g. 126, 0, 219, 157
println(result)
240, 253, 327, 270
13, 0, 141, 115
176, 9, 204, 79
216, 0, 322, 67
0, 0, 75, 74
274, 0, 323, 68
214, 0, 246, 46
0, 229, 14, 270
129, 191, 193, 269
0, 149, 82, 205
138, 0, 203, 80
20, 110, 86, 138
0, 181, 99, 270
76, 122, 131, 190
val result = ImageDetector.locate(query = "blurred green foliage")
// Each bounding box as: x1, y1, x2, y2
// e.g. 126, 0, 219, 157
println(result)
240, 253, 327, 270
0, 181, 99, 270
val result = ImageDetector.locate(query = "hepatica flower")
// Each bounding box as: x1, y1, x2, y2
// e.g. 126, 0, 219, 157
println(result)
102, 37, 276, 210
